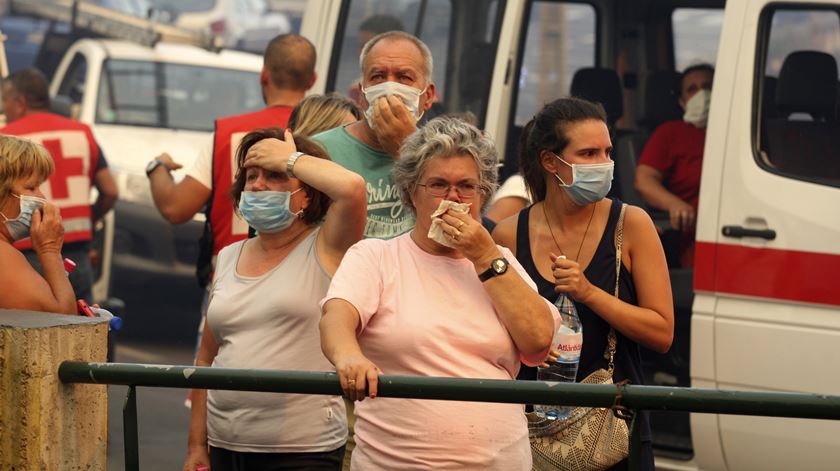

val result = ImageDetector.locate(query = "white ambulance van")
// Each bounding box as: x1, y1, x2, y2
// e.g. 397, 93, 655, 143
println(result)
300, 0, 840, 469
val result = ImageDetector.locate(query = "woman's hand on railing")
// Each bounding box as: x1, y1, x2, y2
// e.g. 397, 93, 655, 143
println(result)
335, 353, 382, 402
183, 445, 210, 471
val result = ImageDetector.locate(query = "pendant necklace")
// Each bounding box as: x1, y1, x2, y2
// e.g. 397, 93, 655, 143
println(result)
541, 200, 596, 262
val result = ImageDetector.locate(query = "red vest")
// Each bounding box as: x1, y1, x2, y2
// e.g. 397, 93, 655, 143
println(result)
2, 112, 100, 248
210, 106, 293, 255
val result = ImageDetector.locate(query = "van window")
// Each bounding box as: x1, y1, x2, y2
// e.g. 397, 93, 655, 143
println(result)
327, 0, 504, 126
57, 54, 88, 104
756, 7, 840, 186
672, 8, 724, 71
513, 2, 597, 126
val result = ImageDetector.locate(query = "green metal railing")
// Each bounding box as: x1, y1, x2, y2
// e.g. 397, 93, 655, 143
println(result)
59, 361, 840, 471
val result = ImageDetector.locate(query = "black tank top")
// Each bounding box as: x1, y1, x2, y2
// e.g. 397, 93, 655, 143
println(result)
515, 198, 651, 442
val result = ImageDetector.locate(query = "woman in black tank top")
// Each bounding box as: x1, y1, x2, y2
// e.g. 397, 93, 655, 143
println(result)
492, 98, 674, 471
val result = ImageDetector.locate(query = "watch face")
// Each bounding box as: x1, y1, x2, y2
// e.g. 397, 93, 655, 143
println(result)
492, 258, 508, 274
146, 160, 159, 174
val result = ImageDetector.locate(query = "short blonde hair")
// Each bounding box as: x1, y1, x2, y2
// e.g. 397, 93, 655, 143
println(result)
0, 135, 54, 201
289, 93, 362, 137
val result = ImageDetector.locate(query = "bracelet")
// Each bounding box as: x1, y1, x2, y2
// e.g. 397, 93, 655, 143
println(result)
286, 151, 305, 178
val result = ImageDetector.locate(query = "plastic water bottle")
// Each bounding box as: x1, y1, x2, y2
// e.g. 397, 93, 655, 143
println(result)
535, 293, 583, 421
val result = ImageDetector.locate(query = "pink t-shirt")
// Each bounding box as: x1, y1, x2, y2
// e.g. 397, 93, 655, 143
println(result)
323, 233, 559, 470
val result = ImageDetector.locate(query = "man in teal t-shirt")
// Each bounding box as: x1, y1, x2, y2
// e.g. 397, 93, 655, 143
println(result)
314, 31, 437, 239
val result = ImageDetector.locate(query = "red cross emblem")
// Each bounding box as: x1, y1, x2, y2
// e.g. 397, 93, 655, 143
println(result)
41, 138, 85, 199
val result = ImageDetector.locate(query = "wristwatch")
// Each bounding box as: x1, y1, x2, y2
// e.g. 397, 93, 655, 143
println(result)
145, 158, 166, 177
478, 257, 509, 282
286, 151, 305, 178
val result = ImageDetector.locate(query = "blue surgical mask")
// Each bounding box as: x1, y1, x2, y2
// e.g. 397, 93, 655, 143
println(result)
552, 154, 614, 206
1, 193, 47, 241
238, 189, 303, 234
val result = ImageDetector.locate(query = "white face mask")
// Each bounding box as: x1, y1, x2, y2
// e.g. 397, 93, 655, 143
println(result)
1, 193, 47, 241
362, 81, 427, 128
683, 89, 711, 128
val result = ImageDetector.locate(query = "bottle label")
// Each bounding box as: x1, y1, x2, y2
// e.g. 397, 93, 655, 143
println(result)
555, 332, 582, 362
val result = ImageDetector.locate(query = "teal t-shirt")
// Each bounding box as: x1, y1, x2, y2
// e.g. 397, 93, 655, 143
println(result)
313, 125, 415, 239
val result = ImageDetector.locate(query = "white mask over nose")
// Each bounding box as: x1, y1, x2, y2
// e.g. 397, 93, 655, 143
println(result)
1, 193, 47, 241
362, 81, 427, 128
683, 89, 711, 128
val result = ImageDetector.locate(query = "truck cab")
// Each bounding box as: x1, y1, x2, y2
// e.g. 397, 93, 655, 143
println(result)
46, 38, 263, 341
301, 0, 840, 468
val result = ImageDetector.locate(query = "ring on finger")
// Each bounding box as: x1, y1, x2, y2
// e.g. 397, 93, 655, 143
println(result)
458, 221, 465, 229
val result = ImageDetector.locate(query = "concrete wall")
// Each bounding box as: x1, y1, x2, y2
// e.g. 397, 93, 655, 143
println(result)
0, 310, 108, 470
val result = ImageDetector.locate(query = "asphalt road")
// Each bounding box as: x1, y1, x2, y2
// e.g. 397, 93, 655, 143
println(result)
107, 340, 195, 470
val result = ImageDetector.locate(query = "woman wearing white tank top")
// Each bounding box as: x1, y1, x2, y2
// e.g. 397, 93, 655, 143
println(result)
183, 127, 366, 471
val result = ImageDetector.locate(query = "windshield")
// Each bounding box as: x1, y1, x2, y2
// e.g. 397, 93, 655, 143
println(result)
96, 60, 263, 132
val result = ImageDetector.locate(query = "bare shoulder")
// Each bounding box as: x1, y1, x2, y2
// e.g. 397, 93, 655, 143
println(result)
620, 204, 664, 260
622, 204, 655, 233
491, 212, 519, 256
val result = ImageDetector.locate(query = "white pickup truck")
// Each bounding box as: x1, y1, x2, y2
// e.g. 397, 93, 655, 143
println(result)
44, 37, 263, 341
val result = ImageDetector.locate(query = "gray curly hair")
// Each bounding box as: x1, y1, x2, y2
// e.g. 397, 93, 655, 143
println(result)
393, 116, 498, 215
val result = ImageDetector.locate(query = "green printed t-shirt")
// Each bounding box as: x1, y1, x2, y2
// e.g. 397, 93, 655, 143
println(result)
313, 125, 415, 239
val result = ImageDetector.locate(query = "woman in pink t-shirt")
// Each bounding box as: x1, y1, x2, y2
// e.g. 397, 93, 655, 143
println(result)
320, 116, 559, 470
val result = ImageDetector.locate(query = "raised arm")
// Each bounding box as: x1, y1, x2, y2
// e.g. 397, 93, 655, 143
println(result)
553, 206, 674, 353
243, 129, 367, 274
440, 211, 554, 358
0, 204, 76, 314
148, 152, 211, 224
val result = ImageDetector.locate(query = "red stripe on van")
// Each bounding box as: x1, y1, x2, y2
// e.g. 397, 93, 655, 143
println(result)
694, 241, 840, 306
694, 241, 716, 294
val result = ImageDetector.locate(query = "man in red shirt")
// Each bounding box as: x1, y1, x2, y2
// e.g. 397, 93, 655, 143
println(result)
635, 64, 714, 267
1, 68, 118, 302
147, 34, 316, 281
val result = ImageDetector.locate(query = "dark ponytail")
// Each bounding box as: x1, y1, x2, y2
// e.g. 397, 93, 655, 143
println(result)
518, 97, 607, 202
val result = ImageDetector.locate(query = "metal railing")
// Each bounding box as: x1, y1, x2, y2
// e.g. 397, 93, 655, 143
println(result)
59, 361, 840, 471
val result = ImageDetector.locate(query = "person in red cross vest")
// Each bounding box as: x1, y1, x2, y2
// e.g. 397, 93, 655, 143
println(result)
147, 34, 317, 283
1, 68, 119, 303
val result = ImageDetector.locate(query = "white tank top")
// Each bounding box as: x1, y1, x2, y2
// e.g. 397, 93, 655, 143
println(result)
206, 228, 347, 452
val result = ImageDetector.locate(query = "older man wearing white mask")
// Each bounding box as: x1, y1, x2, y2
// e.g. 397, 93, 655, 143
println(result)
635, 63, 714, 268
314, 31, 437, 240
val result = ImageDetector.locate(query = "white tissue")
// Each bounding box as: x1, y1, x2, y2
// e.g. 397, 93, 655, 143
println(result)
428, 200, 471, 248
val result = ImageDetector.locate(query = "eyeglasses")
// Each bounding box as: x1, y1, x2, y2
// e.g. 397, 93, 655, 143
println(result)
416, 179, 480, 198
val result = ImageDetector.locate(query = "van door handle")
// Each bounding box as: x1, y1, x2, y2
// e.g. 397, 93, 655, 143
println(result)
721, 225, 776, 240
